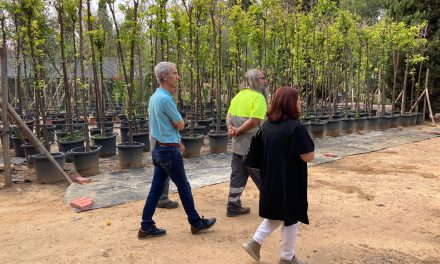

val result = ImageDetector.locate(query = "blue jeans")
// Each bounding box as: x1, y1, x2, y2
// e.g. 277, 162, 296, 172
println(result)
141, 145, 201, 230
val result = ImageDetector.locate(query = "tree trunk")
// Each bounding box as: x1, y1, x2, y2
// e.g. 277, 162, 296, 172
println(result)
57, 0, 73, 133
79, 0, 90, 150
391, 52, 400, 114
182, 0, 194, 136
107, 0, 128, 85
13, 3, 23, 115
400, 62, 409, 114
87, 0, 102, 131
72, 23, 79, 123
127, 0, 139, 145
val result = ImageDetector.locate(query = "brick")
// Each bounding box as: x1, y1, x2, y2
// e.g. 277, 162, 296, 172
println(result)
322, 153, 338, 158
76, 176, 91, 184
68, 172, 81, 180
69, 172, 91, 184
70, 197, 94, 211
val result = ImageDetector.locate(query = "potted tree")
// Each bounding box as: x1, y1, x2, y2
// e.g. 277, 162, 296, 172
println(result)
68, 0, 101, 176
180, 0, 204, 158
115, 0, 144, 168
207, 2, 228, 154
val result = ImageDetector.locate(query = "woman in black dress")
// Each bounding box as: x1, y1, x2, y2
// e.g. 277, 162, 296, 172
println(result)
242, 86, 315, 264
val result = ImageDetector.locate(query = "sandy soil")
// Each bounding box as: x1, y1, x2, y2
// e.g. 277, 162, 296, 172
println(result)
1, 129, 440, 264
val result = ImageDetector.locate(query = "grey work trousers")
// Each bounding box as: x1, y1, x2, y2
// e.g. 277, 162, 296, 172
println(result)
159, 177, 171, 202
227, 153, 260, 211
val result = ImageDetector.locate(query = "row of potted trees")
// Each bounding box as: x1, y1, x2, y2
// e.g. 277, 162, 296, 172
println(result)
10, 111, 231, 183
303, 111, 424, 138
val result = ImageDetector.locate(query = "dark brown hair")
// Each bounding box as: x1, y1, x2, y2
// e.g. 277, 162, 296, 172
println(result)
267, 86, 300, 122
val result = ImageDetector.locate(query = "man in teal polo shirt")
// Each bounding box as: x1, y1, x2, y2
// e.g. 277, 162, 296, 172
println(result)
226, 69, 268, 217
138, 62, 216, 238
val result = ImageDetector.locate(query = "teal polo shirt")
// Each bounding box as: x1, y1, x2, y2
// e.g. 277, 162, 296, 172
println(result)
148, 87, 182, 144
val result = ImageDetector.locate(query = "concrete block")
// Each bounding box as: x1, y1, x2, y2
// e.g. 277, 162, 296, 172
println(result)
70, 197, 93, 211
69, 172, 91, 184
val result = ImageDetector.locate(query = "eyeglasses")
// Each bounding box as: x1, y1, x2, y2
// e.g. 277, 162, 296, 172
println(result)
258, 76, 266, 80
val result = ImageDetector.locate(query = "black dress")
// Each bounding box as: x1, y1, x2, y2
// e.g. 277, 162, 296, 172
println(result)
258, 119, 315, 226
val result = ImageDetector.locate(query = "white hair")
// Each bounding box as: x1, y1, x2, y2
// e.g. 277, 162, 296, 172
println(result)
240, 69, 263, 92
154, 62, 176, 83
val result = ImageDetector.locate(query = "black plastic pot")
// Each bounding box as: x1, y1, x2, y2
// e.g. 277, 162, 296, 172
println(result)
181, 134, 204, 158
409, 113, 417, 126
194, 125, 208, 135
301, 121, 312, 136
387, 115, 400, 128
21, 143, 39, 168
90, 127, 113, 137
399, 114, 410, 127
132, 132, 150, 152
58, 139, 85, 163
340, 118, 355, 135
210, 123, 228, 133
11, 135, 26, 157
416, 112, 424, 125
104, 115, 115, 122
70, 146, 101, 177
208, 132, 228, 154
220, 123, 228, 132
51, 119, 66, 131
32, 152, 65, 184
102, 121, 114, 129
354, 117, 366, 132
91, 132, 117, 158
136, 117, 148, 128
311, 120, 327, 139
325, 119, 340, 137
119, 126, 136, 143
198, 118, 214, 128
365, 116, 379, 131
117, 142, 145, 169
377, 116, 391, 131
9, 134, 14, 149
25, 118, 35, 133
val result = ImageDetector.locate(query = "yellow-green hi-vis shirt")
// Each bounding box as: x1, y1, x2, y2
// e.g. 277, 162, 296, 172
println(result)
227, 88, 267, 119
227, 88, 267, 155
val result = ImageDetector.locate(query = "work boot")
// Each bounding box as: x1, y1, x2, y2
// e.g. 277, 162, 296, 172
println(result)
242, 239, 261, 261
279, 256, 307, 264
137, 225, 166, 239
226, 206, 250, 217
191, 217, 216, 234
157, 200, 179, 209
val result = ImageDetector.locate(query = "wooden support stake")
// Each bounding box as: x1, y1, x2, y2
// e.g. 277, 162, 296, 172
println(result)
0, 99, 73, 184
394, 90, 404, 105
410, 89, 426, 112
0, 47, 12, 187
424, 69, 435, 125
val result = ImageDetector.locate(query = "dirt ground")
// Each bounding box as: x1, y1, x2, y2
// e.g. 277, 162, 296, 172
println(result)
1, 128, 440, 264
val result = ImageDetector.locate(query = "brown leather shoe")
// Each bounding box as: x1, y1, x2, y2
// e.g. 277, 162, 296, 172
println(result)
242, 239, 261, 261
